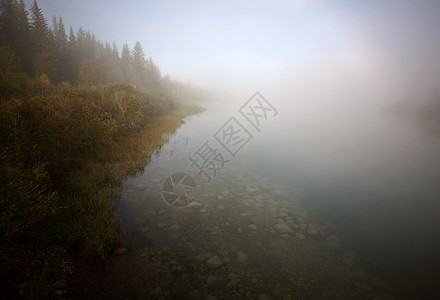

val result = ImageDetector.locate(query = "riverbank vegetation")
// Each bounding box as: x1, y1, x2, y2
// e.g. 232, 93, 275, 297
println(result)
0, 0, 205, 297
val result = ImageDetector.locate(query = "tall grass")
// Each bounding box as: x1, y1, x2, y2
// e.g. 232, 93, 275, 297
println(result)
59, 105, 204, 259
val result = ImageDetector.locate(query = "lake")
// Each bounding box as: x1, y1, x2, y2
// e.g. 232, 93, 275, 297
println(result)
108, 93, 440, 299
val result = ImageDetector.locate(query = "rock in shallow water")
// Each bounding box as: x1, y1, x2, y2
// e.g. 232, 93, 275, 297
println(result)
207, 275, 217, 287
187, 201, 202, 209
295, 233, 305, 240
227, 278, 240, 288
206, 256, 223, 269
248, 224, 258, 230
168, 224, 181, 231
189, 289, 202, 300
236, 251, 248, 263
257, 294, 273, 300
274, 223, 293, 234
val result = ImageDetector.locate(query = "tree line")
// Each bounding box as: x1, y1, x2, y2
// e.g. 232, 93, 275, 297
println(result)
0, 0, 167, 89
0, 2, 204, 296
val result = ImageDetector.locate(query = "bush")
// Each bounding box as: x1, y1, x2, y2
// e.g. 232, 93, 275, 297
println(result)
0, 156, 58, 239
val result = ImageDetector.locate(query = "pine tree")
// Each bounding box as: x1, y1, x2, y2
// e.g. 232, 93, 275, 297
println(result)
15, 0, 32, 74
0, 0, 17, 48
52, 15, 69, 81
131, 41, 146, 88
120, 43, 131, 83
30, 0, 57, 80
76, 26, 85, 62
68, 26, 79, 82
0, 0, 32, 73
78, 59, 100, 87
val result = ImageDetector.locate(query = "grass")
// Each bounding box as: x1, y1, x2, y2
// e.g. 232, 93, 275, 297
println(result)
62, 103, 204, 260
0, 103, 204, 298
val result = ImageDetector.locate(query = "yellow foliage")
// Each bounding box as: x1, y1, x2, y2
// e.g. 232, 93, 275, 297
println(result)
39, 73, 51, 86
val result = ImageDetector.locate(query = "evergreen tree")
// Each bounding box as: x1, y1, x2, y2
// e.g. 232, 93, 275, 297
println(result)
0, 0, 31, 73
76, 26, 85, 62
0, 0, 17, 48
68, 26, 79, 82
15, 0, 32, 73
78, 59, 100, 86
120, 43, 131, 83
30, 0, 57, 80
52, 15, 69, 82
131, 41, 146, 88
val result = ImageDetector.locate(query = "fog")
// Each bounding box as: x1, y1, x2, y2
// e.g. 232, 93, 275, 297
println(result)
35, 0, 440, 112
35, 0, 440, 297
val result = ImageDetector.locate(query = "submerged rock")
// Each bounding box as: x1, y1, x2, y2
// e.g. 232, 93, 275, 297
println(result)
189, 289, 202, 300
257, 294, 273, 300
294, 233, 305, 240
274, 223, 293, 234
206, 256, 223, 269
187, 201, 202, 209
248, 224, 258, 230
168, 224, 181, 231
236, 251, 248, 263
227, 278, 240, 288
195, 253, 211, 262
207, 275, 217, 287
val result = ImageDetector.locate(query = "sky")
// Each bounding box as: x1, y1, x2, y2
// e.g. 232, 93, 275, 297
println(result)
26, 0, 440, 104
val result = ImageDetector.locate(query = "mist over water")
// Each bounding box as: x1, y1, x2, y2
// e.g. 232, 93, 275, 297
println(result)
116, 84, 440, 298
35, 0, 440, 297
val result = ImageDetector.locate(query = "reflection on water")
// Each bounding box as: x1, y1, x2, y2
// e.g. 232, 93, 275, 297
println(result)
110, 99, 440, 299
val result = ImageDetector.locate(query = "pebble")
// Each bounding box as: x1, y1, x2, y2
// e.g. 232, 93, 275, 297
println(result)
206, 256, 223, 269
187, 201, 202, 209
248, 224, 258, 230
294, 233, 305, 240
274, 223, 293, 234
189, 289, 202, 300
240, 212, 253, 217
257, 294, 273, 300
207, 275, 217, 287
308, 229, 319, 236
168, 224, 181, 231
195, 253, 211, 262
236, 251, 248, 263
227, 278, 240, 288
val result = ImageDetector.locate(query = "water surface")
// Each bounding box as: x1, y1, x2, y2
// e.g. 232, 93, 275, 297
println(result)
113, 97, 440, 299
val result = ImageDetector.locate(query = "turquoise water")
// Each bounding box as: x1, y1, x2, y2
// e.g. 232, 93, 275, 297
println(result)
114, 97, 440, 299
